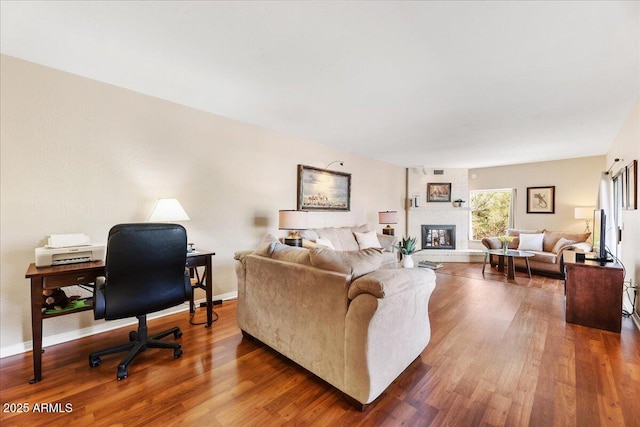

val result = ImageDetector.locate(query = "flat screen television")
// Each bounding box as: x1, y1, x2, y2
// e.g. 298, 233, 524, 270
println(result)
588, 208, 611, 263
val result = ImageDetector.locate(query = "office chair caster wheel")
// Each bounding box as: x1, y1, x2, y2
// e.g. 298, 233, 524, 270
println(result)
117, 366, 128, 380
129, 331, 138, 341
174, 347, 183, 359
174, 330, 182, 339
89, 356, 101, 367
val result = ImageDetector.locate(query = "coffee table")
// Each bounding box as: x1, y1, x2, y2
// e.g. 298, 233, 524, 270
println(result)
482, 249, 535, 280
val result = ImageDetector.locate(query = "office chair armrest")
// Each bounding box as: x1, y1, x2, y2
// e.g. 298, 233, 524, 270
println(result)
184, 269, 192, 299
93, 279, 106, 320
96, 276, 106, 289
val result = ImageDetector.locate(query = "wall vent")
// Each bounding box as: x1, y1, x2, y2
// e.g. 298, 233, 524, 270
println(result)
433, 169, 444, 175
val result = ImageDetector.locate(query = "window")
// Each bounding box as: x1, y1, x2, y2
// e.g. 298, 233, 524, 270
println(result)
470, 189, 514, 239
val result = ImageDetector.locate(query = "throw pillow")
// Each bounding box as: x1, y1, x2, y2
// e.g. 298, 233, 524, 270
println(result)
552, 237, 576, 254
353, 231, 382, 250
309, 247, 383, 279
518, 233, 544, 251
315, 238, 335, 250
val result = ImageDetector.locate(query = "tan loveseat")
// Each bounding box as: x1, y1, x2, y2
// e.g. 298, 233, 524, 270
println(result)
234, 236, 436, 408
482, 228, 592, 277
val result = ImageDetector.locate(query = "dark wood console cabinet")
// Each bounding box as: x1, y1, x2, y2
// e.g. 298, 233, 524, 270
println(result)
564, 259, 624, 332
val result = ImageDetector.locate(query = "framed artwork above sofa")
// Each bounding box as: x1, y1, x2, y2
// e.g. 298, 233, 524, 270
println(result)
527, 186, 555, 214
297, 164, 351, 211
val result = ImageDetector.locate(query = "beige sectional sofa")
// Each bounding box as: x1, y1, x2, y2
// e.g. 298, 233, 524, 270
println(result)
234, 230, 436, 408
300, 225, 399, 266
482, 228, 592, 277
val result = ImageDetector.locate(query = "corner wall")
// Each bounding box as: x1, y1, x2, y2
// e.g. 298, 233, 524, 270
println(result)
0, 55, 406, 356
469, 156, 605, 234
606, 99, 640, 326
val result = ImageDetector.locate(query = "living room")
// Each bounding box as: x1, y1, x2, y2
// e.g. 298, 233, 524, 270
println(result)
1, 2, 639, 425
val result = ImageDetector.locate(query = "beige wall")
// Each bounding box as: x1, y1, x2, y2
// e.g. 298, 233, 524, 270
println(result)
606, 99, 640, 322
0, 55, 406, 356
469, 156, 605, 234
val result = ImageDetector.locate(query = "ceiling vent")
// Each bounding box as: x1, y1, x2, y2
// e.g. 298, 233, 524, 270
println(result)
433, 169, 444, 175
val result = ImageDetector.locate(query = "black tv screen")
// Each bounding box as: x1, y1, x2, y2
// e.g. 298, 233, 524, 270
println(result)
591, 208, 609, 262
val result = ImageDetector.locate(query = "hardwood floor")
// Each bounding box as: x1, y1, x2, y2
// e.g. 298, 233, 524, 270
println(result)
1, 263, 639, 426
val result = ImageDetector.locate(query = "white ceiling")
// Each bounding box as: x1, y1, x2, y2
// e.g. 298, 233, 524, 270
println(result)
1, 1, 638, 168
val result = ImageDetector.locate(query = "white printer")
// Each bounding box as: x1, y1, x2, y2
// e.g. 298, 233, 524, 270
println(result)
35, 233, 106, 267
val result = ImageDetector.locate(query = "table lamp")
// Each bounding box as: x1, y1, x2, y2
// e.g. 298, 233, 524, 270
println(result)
574, 206, 595, 233
279, 210, 308, 247
378, 211, 398, 236
148, 198, 193, 251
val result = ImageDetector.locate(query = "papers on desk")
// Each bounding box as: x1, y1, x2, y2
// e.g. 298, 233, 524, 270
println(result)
46, 233, 91, 248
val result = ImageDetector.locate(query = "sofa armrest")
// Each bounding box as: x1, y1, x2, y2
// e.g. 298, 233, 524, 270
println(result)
348, 268, 435, 300
481, 237, 502, 250
570, 242, 592, 253
376, 234, 398, 252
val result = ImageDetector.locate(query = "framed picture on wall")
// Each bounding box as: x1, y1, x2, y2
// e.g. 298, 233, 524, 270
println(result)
297, 164, 351, 211
526, 186, 555, 214
627, 160, 637, 210
427, 183, 451, 202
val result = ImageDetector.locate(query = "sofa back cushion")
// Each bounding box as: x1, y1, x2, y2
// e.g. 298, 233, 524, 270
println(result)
507, 228, 544, 249
309, 247, 383, 279
254, 241, 312, 265
543, 231, 590, 253
353, 231, 382, 249
315, 227, 360, 251
518, 233, 544, 251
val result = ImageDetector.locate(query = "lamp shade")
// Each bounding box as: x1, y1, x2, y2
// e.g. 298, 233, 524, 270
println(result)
279, 210, 308, 230
378, 211, 399, 224
147, 199, 190, 222
574, 207, 595, 220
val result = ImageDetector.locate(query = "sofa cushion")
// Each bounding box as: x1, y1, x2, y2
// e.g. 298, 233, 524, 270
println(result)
377, 233, 397, 252
507, 228, 544, 249
315, 227, 361, 251
354, 231, 382, 249
299, 229, 320, 241
348, 267, 434, 300
518, 233, 544, 251
309, 247, 383, 279
552, 237, 576, 254
530, 251, 557, 264
543, 231, 591, 253
255, 241, 312, 265
316, 238, 336, 249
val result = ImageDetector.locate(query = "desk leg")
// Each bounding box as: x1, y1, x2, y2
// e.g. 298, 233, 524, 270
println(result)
205, 256, 213, 328
29, 277, 43, 383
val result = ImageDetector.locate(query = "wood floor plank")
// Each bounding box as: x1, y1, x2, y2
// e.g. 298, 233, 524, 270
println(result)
1, 263, 638, 426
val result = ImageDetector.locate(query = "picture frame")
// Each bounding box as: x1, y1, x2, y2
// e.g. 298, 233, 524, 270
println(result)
427, 183, 451, 202
627, 160, 637, 210
297, 164, 351, 211
526, 186, 555, 214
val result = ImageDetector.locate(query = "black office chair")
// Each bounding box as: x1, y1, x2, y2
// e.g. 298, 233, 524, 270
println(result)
89, 223, 192, 380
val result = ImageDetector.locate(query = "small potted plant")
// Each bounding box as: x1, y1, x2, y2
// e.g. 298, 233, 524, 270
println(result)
452, 199, 465, 207
497, 236, 515, 253
394, 236, 421, 268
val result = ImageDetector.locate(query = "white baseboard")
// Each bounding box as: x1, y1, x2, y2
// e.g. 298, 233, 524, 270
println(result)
414, 249, 485, 263
0, 291, 237, 359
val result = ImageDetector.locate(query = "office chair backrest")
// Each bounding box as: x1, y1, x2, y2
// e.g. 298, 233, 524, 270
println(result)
100, 223, 190, 320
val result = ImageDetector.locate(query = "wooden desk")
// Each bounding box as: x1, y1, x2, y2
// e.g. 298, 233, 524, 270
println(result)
25, 250, 215, 384
564, 259, 624, 332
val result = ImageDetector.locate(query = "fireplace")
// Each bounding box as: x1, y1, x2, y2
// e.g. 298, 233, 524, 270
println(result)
422, 225, 456, 250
